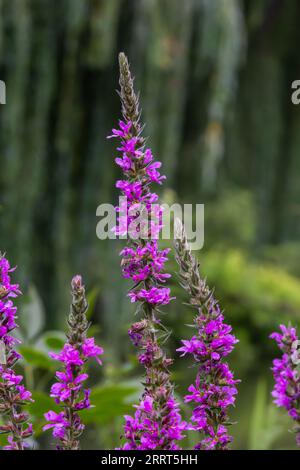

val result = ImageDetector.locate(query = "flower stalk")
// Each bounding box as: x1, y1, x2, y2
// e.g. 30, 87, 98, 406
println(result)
44, 275, 103, 450
174, 220, 239, 450
108, 53, 184, 450
0, 254, 33, 450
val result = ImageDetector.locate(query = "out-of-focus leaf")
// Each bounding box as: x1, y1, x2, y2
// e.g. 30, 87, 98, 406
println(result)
19, 285, 45, 341
25, 391, 60, 437
41, 331, 65, 351
0, 434, 7, 446
26, 391, 60, 420
248, 378, 286, 450
249, 379, 267, 450
81, 384, 138, 425
87, 325, 101, 337
86, 287, 99, 320
19, 346, 55, 370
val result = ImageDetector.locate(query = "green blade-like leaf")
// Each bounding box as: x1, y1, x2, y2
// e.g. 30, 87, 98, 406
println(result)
19, 346, 55, 370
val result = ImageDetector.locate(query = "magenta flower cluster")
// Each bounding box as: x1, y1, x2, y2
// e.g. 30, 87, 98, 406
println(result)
108, 121, 173, 308
0, 255, 33, 450
122, 394, 184, 450
44, 344, 103, 447
270, 324, 300, 445
44, 275, 103, 450
178, 305, 239, 449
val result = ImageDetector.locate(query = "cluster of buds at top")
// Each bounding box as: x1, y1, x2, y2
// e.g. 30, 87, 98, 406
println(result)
0, 254, 33, 450
118, 52, 144, 141
110, 53, 184, 450
43, 275, 103, 450
174, 220, 239, 450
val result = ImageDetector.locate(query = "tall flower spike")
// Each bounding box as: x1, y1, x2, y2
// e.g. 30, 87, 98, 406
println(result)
174, 220, 239, 450
108, 53, 184, 450
44, 275, 103, 450
270, 324, 300, 446
0, 253, 33, 450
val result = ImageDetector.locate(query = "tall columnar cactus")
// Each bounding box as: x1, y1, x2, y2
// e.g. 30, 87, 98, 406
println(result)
44, 275, 103, 450
270, 324, 300, 446
108, 53, 184, 450
0, 254, 33, 450
174, 221, 239, 450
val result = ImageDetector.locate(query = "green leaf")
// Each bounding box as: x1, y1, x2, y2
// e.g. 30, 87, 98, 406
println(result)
25, 391, 60, 437
19, 285, 45, 341
26, 391, 60, 420
86, 286, 100, 320
19, 346, 55, 370
248, 378, 284, 450
87, 325, 101, 337
41, 331, 66, 351
80, 384, 138, 425
0, 433, 7, 447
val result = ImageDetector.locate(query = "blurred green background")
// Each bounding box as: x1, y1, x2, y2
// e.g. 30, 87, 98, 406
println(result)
0, 0, 300, 450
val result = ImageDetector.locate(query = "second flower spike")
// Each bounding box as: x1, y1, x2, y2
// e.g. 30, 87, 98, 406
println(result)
174, 220, 239, 450
44, 275, 103, 450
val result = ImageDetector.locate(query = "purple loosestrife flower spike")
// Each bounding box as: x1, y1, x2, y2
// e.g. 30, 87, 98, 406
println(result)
270, 324, 300, 445
108, 53, 184, 450
174, 221, 239, 450
0, 253, 33, 450
44, 275, 103, 450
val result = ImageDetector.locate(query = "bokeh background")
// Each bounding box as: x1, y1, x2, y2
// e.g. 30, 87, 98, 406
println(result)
0, 0, 300, 449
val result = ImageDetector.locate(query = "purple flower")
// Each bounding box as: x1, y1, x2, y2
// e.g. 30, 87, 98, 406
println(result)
128, 287, 174, 306
82, 337, 104, 364
0, 254, 33, 450
44, 411, 70, 440
128, 320, 147, 348
115, 155, 132, 172
107, 120, 132, 139
75, 389, 91, 411
120, 243, 170, 283
16, 385, 33, 402
0, 257, 21, 298
195, 425, 232, 450
145, 161, 166, 184
270, 324, 300, 445
50, 370, 88, 403
122, 392, 185, 450
49, 343, 84, 366
2, 370, 23, 386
